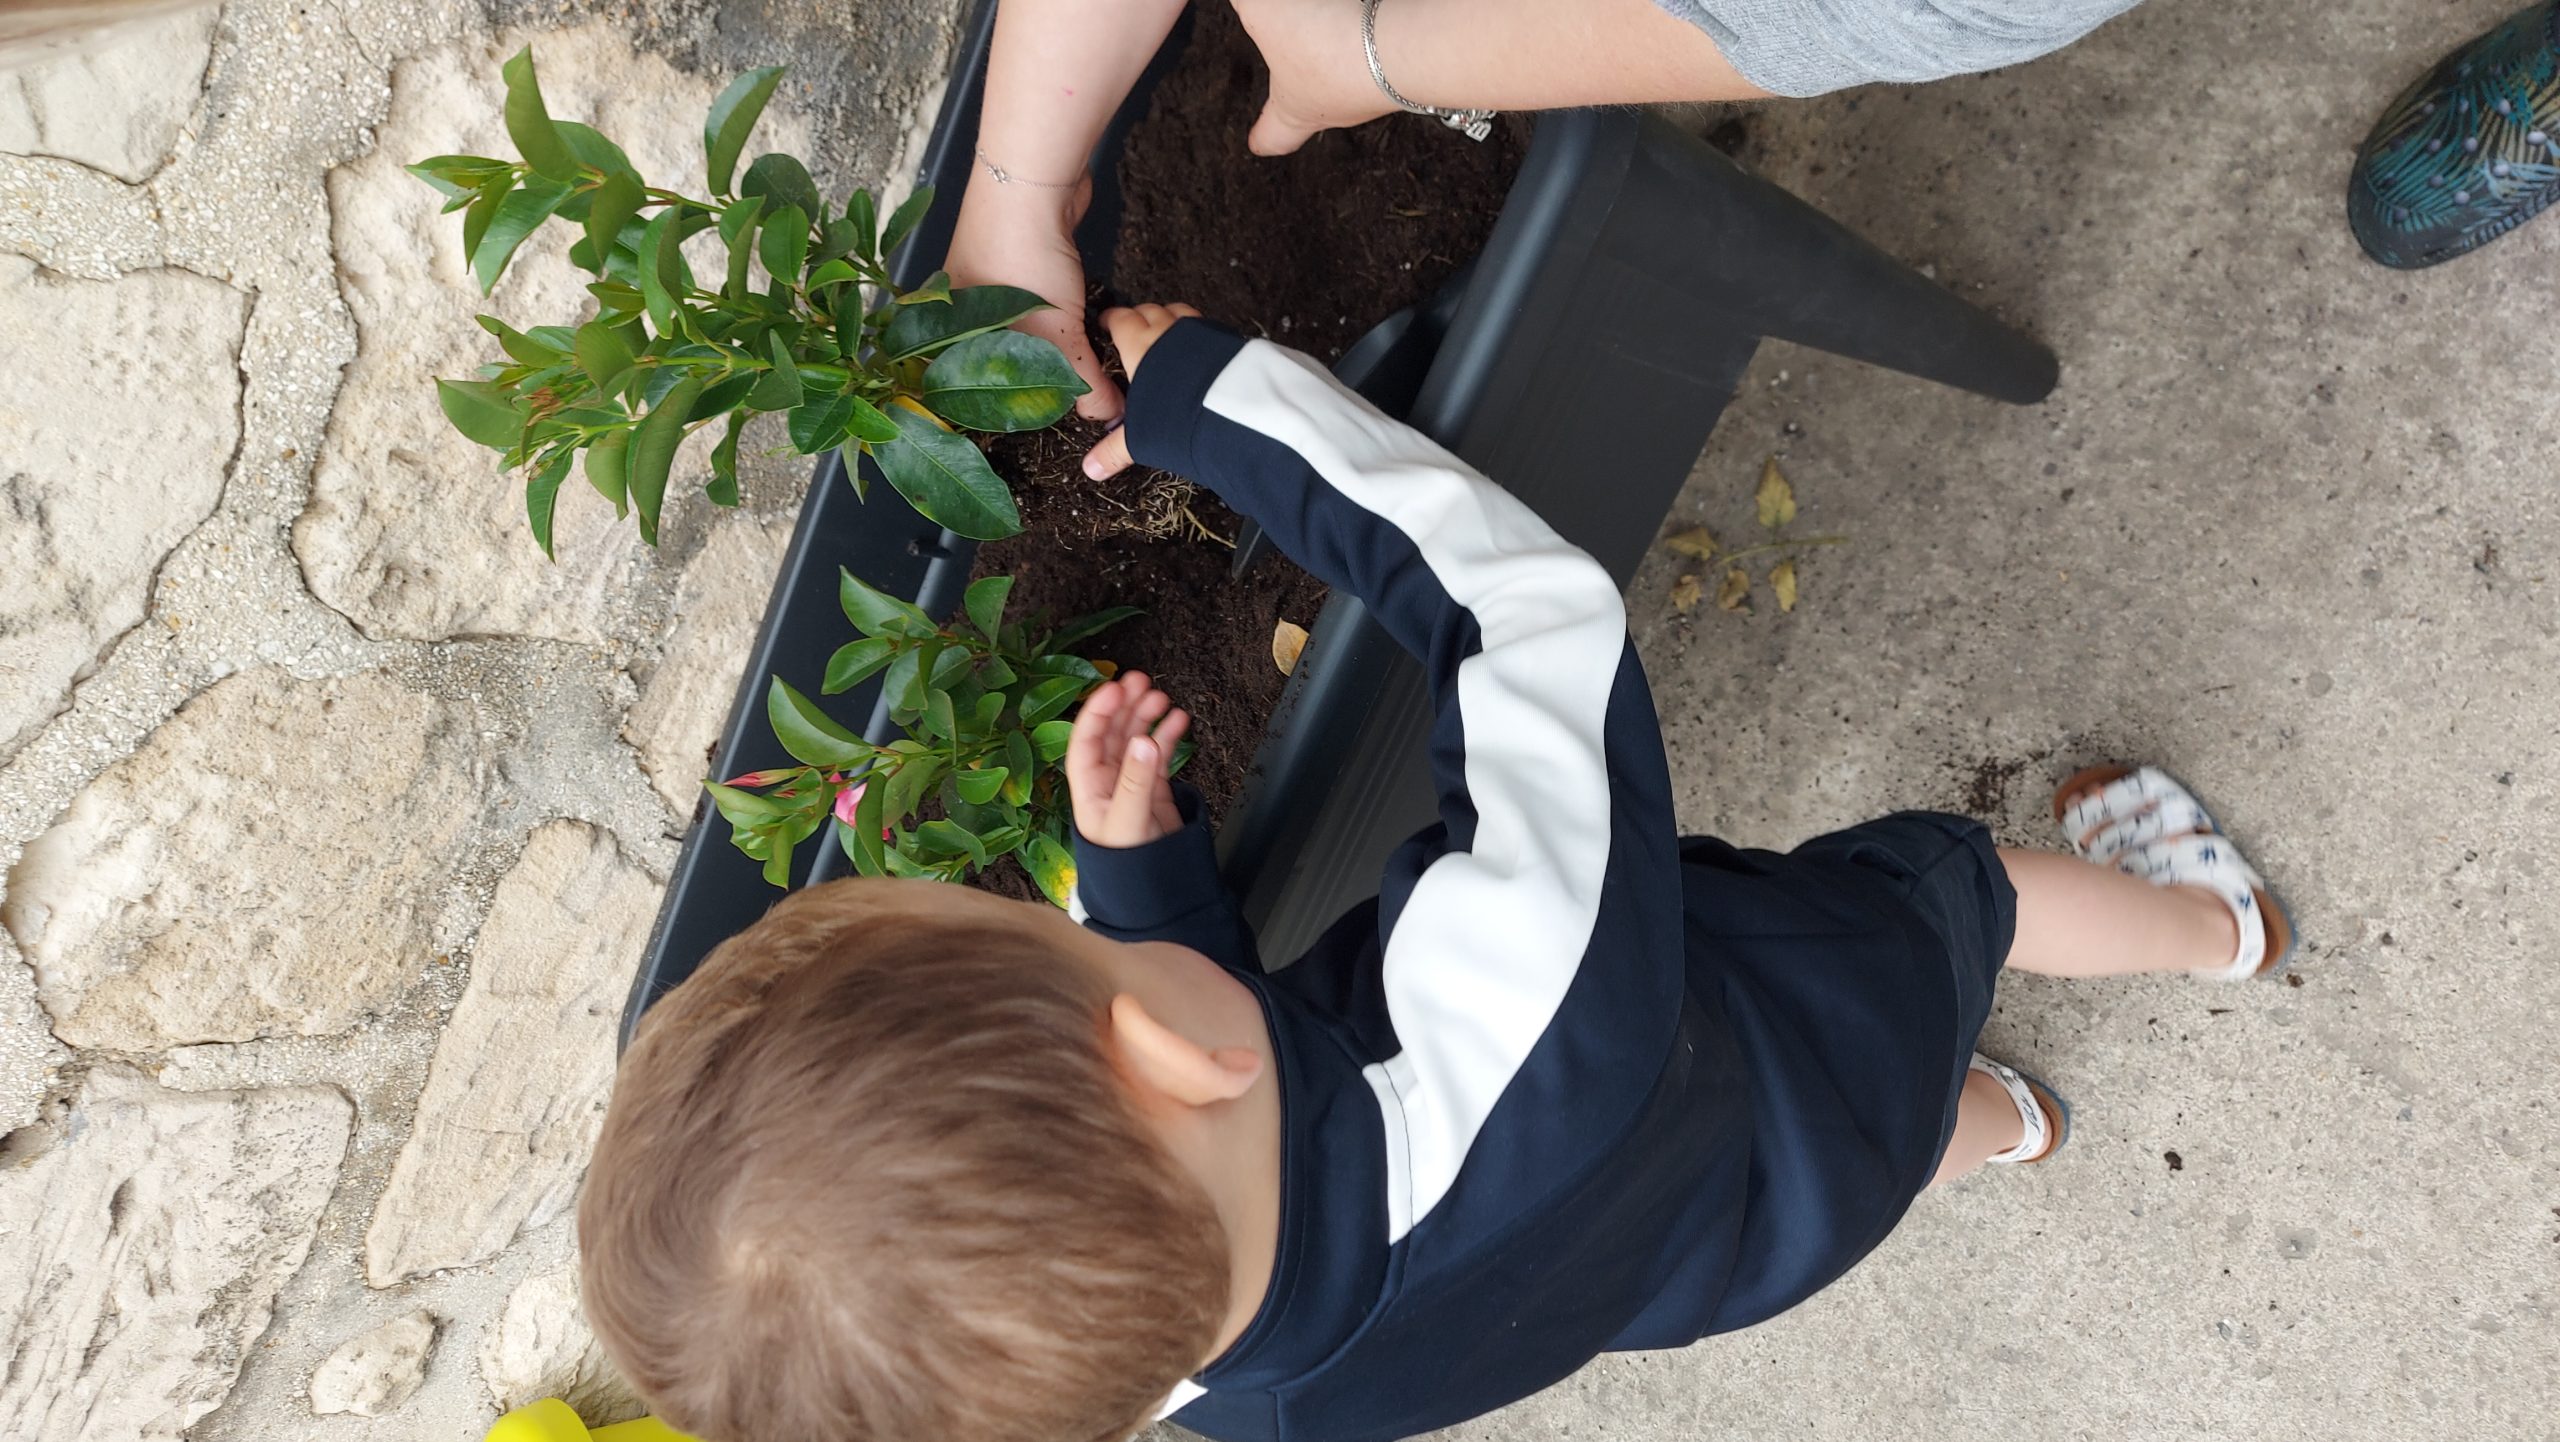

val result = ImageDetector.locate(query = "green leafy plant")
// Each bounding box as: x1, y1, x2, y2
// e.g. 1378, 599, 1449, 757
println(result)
704, 570, 1142, 905
415, 48, 1086, 555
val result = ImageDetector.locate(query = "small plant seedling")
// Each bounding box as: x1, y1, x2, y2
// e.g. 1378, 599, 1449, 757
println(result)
416, 48, 1088, 556
706, 571, 1152, 906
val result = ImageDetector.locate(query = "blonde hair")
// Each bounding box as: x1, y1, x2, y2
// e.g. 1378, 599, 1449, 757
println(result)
580, 880, 1231, 1442
0, 1, 212, 68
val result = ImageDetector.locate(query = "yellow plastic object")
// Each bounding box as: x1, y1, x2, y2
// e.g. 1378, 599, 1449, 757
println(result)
485, 1398, 699, 1442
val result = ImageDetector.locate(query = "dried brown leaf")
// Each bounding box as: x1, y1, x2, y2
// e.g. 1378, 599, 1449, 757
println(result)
1669, 573, 1703, 614
1771, 559, 1798, 612
1271, 619, 1309, 676
1662, 525, 1718, 561
1715, 566, 1751, 613
1755, 456, 1797, 530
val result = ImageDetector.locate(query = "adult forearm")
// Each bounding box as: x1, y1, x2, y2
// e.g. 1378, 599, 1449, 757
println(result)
976, 0, 1189, 185
1369, 0, 1767, 109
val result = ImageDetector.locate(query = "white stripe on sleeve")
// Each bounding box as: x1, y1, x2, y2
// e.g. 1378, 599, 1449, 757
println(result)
1201, 342, 1624, 1241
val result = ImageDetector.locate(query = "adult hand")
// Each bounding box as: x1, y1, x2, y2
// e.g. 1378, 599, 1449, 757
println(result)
944, 175, 1123, 421
1080, 303, 1200, 479
1231, 0, 1398, 156
1068, 670, 1193, 847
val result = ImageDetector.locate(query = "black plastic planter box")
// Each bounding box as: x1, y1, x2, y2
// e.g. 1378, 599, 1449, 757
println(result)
621, 0, 2056, 1044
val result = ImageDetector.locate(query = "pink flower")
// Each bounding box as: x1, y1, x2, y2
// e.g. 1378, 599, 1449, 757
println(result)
833, 780, 868, 827
722, 768, 793, 789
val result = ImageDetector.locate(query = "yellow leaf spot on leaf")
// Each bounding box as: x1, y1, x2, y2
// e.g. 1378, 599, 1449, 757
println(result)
1755, 456, 1797, 530
1090, 658, 1120, 679
1771, 559, 1798, 612
1271, 619, 1309, 676
1669, 573, 1703, 614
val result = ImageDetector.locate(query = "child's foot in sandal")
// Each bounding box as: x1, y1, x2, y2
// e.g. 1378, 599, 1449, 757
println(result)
2052, 765, 2297, 981
1970, 1054, 2070, 1165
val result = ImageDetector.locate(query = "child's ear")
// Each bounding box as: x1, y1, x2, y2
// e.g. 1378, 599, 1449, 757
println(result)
1109, 993, 1262, 1107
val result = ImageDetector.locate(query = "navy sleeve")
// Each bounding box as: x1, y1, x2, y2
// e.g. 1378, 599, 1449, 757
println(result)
1123, 320, 1689, 1244
1070, 783, 1259, 971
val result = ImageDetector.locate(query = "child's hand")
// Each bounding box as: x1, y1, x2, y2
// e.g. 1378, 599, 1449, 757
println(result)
1067, 669, 1192, 847
1081, 302, 1202, 479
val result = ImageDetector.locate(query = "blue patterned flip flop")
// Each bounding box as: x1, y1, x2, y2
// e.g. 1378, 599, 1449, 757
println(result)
1972, 1054, 2071, 1165
2349, 0, 2560, 268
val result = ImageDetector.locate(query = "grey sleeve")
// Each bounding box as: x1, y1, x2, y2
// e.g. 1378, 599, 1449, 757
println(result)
1654, 0, 2148, 98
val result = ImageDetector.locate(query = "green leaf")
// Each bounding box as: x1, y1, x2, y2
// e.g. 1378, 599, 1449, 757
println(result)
767, 678, 868, 768
628, 372, 704, 546
524, 448, 574, 558
1018, 675, 1089, 726
878, 647, 921, 720
460, 173, 513, 266
920, 330, 1089, 432
843, 395, 900, 445
704, 780, 789, 826
968, 690, 1006, 737
739, 153, 823, 223
718, 194, 764, 302
881, 182, 935, 258
1045, 605, 1142, 652
1001, 729, 1037, 805
638, 210, 680, 334
839, 811, 886, 877
845, 187, 877, 260
478, 315, 562, 367
786, 393, 852, 455
953, 767, 1008, 806
854, 778, 891, 872
471, 176, 572, 294
917, 819, 987, 866
838, 567, 933, 637
747, 331, 803, 411
901, 640, 944, 716
708, 412, 745, 506
705, 65, 786, 195
882, 754, 941, 825
762, 843, 793, 888
897, 269, 952, 306
574, 320, 636, 394
823, 636, 897, 693
879, 284, 1051, 360
582, 171, 644, 271
923, 688, 958, 742
502, 47, 581, 182
806, 258, 861, 292
409, 153, 510, 200
1023, 832, 1077, 908
436, 378, 522, 450
871, 403, 1021, 540
1031, 719, 1075, 763
757, 204, 808, 289
963, 575, 1012, 640
584, 429, 630, 516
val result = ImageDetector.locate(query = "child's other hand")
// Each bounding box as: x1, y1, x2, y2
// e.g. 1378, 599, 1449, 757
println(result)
1082, 303, 1201, 479
1067, 669, 1192, 847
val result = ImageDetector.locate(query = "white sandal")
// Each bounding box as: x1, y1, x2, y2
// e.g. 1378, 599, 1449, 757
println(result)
1970, 1053, 2069, 1165
2052, 764, 2298, 982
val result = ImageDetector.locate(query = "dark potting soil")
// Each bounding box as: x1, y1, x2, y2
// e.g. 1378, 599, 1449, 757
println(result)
962, 4, 1525, 898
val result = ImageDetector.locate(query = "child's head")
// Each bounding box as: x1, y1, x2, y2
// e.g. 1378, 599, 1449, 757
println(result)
579, 878, 1232, 1442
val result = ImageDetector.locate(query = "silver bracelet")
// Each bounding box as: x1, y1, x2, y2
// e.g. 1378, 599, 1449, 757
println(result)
973, 146, 1079, 189
1361, 0, 1496, 142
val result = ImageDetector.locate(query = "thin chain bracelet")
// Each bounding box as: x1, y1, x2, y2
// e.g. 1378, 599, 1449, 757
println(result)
974, 145, 1080, 188
1361, 0, 1496, 141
